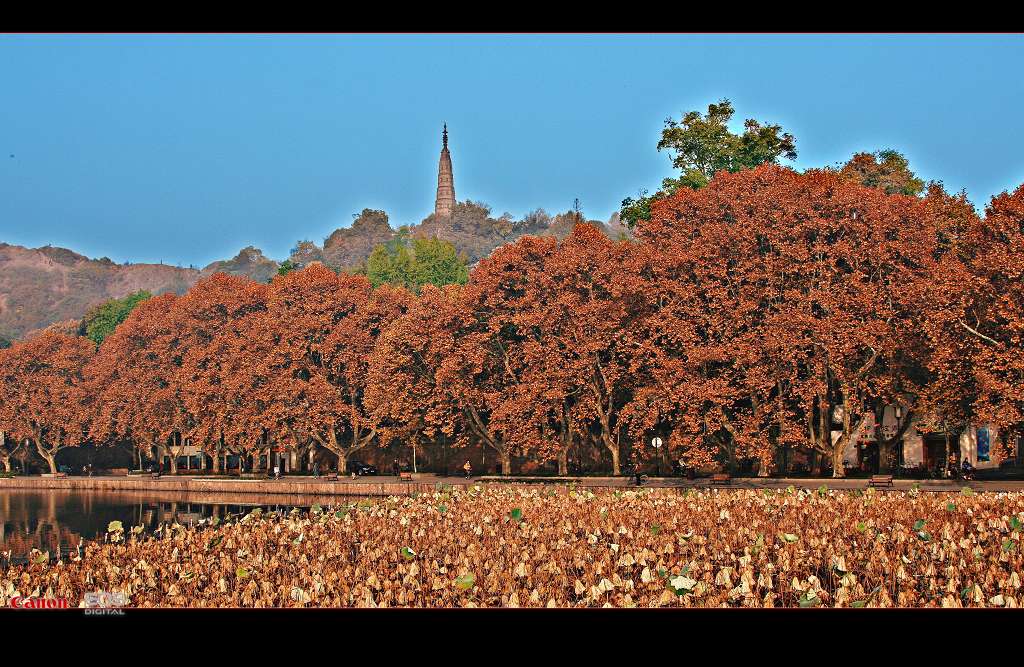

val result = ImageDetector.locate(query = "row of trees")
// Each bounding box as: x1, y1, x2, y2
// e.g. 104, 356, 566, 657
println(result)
2, 164, 1022, 477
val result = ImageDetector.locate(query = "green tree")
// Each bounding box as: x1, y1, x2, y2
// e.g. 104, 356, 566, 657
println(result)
411, 237, 470, 289
619, 190, 654, 230
657, 99, 797, 191
366, 236, 468, 292
621, 99, 797, 228
367, 242, 416, 288
79, 290, 151, 345
838, 149, 926, 196
276, 259, 298, 277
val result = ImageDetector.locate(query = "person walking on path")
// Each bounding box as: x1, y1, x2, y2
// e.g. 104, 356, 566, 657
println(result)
463, 460, 472, 479
312, 460, 320, 479
393, 458, 401, 478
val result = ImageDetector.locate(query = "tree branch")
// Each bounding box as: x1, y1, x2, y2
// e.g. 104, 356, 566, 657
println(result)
958, 320, 1000, 346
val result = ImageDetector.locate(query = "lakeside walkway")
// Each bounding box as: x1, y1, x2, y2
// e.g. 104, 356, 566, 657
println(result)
4, 473, 1024, 496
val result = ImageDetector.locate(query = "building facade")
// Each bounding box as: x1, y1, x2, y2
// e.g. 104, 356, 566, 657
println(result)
834, 405, 1015, 472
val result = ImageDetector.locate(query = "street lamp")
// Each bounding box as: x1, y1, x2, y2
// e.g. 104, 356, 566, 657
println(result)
651, 437, 663, 477
892, 405, 905, 472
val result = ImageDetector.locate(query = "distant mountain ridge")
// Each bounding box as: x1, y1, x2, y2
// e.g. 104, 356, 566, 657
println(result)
0, 244, 278, 342
1, 206, 629, 342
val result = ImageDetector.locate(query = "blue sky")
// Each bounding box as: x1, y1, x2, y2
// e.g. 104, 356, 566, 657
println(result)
1, 34, 1023, 266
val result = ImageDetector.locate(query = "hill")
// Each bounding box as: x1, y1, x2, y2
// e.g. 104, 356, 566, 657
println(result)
0, 243, 282, 341
0, 243, 199, 341
1, 205, 627, 342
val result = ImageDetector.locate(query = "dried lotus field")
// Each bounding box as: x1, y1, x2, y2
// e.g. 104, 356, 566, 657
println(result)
3, 485, 1024, 608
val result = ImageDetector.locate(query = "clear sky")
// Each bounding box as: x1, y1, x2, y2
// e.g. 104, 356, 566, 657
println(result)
2, 34, 1023, 267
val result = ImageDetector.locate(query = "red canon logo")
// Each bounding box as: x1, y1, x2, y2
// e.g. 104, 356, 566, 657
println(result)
8, 596, 71, 609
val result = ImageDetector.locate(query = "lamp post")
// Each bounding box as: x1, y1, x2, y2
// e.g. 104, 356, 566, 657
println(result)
651, 437, 663, 477
892, 405, 904, 474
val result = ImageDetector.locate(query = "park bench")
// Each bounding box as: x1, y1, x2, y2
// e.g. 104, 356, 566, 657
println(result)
710, 473, 731, 486
399, 471, 413, 482
868, 474, 894, 488
325, 473, 340, 482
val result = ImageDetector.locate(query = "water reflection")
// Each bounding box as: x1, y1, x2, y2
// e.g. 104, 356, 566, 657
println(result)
0, 489, 366, 561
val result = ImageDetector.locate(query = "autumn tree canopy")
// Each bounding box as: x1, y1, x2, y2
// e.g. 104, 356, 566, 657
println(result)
2, 163, 1022, 479
634, 164, 956, 477
0, 331, 94, 473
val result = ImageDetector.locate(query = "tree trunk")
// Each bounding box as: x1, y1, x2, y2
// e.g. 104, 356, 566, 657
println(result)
832, 445, 846, 479
557, 448, 568, 476
337, 450, 348, 475
38, 447, 57, 475
833, 391, 855, 479
500, 451, 511, 476
604, 437, 620, 477
878, 439, 892, 475
597, 415, 621, 476
0, 431, 10, 473
168, 454, 178, 474
944, 430, 952, 476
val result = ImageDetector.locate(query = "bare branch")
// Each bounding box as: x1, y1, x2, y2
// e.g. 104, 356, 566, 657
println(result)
958, 320, 1000, 346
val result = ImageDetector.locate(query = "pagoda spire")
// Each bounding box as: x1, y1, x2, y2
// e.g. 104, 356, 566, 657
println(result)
434, 123, 455, 221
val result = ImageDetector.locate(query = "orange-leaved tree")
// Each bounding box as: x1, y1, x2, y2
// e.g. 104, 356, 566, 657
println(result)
87, 293, 192, 472
366, 284, 467, 471
0, 331, 93, 474
636, 164, 946, 477
241, 263, 411, 473
174, 273, 269, 472
924, 184, 1024, 460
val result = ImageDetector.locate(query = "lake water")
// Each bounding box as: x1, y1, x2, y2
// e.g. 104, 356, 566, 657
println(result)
0, 489, 364, 562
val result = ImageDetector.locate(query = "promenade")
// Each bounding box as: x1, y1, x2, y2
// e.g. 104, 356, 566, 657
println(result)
4, 473, 1024, 496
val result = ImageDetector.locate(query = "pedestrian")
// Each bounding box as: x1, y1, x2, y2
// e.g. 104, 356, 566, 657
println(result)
273, 464, 280, 480
312, 460, 320, 479
393, 458, 400, 478
634, 464, 643, 487
463, 460, 472, 479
